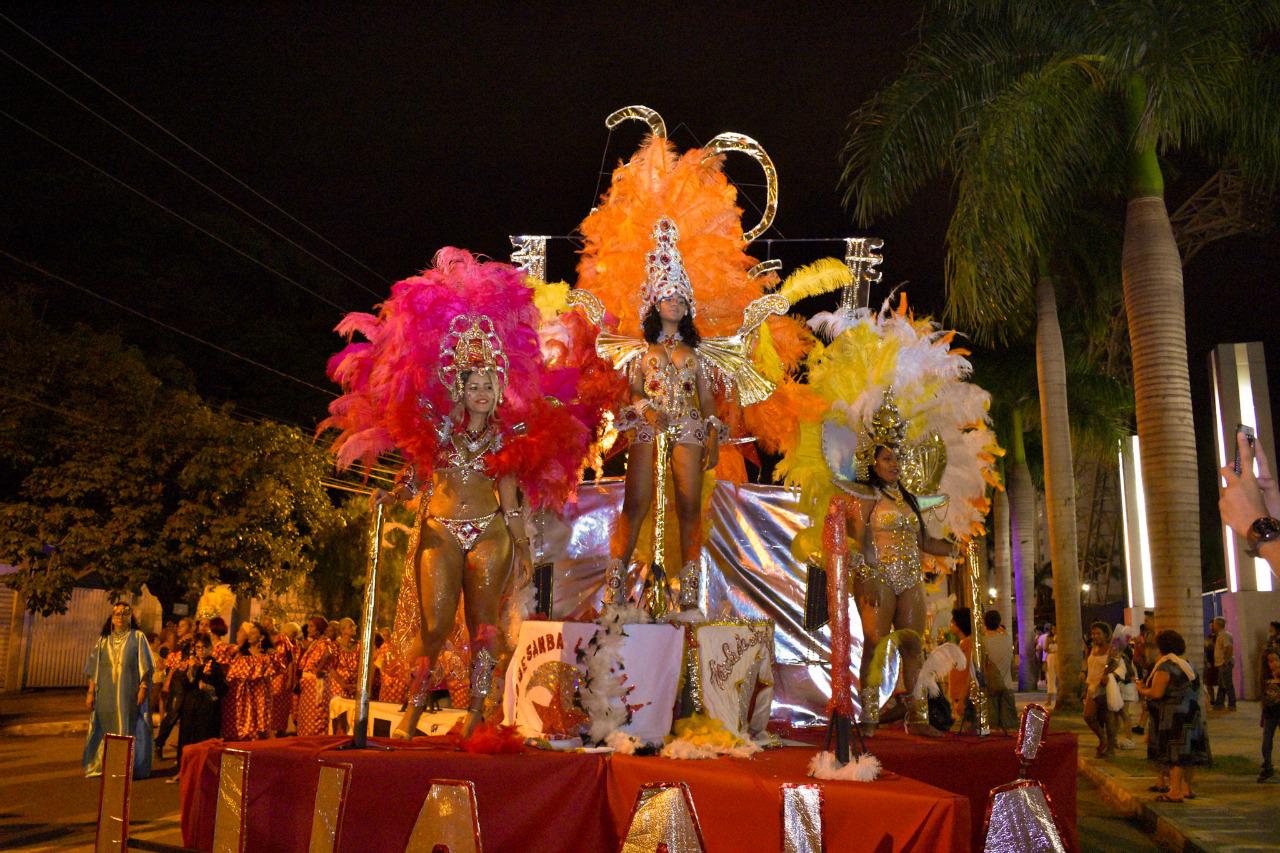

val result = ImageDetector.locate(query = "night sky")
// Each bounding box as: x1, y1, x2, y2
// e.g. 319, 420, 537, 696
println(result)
3, 3, 1278, 538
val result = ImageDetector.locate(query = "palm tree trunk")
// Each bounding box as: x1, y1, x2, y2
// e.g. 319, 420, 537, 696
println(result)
1123, 76, 1203, 660
993, 483, 1013, 644
1036, 267, 1083, 710
1008, 410, 1039, 691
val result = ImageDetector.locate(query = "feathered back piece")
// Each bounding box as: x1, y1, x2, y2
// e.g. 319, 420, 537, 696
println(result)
577, 135, 766, 338
776, 295, 1003, 555
576, 133, 821, 462
320, 248, 597, 509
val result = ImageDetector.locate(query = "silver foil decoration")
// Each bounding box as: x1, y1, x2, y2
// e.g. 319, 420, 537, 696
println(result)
533, 480, 867, 727
982, 782, 1066, 853
1017, 703, 1050, 771
781, 783, 824, 853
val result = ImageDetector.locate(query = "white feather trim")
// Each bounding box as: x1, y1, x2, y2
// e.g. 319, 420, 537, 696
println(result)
913, 642, 967, 702
604, 730, 644, 755
807, 750, 881, 782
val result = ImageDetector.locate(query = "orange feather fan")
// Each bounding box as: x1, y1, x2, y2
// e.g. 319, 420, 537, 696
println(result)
577, 135, 766, 338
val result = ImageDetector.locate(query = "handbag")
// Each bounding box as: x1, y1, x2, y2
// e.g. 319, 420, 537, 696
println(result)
1105, 674, 1124, 712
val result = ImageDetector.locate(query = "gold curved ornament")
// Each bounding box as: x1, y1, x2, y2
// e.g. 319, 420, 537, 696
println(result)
565, 288, 606, 326
738, 293, 789, 338
702, 132, 778, 243
605, 105, 667, 139
748, 259, 783, 279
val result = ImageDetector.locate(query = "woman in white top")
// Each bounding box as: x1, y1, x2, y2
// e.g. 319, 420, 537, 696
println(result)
1081, 622, 1122, 757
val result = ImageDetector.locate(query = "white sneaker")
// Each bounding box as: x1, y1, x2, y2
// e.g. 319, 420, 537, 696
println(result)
1120, 738, 1137, 750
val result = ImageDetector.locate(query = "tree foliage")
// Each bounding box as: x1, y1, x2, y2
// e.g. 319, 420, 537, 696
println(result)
0, 295, 342, 615
841, 0, 1280, 341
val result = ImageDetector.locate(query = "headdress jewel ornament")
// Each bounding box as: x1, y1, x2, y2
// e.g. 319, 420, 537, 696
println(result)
854, 389, 908, 481
640, 217, 696, 318
438, 313, 509, 403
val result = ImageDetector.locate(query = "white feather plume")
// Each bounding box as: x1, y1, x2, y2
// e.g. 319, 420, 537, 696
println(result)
807, 750, 881, 782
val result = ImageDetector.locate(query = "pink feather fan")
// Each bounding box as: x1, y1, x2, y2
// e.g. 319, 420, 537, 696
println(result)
325, 245, 593, 504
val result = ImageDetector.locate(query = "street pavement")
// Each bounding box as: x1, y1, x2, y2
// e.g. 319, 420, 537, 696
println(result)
1024, 691, 1280, 853
1, 687, 1274, 851
0, 732, 183, 851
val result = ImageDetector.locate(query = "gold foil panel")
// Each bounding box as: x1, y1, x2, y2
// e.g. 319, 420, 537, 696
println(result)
983, 781, 1065, 853
308, 761, 352, 853
652, 431, 671, 576
94, 734, 133, 853
212, 748, 250, 853
702, 132, 778, 243
605, 105, 667, 139
405, 779, 483, 853
620, 783, 707, 853
781, 783, 824, 853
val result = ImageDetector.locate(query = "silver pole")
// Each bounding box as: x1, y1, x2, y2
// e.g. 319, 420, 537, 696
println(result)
351, 503, 384, 747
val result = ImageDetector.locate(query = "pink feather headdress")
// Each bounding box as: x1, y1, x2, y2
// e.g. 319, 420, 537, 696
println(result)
320, 247, 604, 510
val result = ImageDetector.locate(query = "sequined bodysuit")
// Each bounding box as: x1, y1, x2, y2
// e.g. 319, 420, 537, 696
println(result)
616, 345, 711, 446
859, 488, 924, 595
401, 415, 507, 553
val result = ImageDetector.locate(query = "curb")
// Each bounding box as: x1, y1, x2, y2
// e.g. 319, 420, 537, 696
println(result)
1076, 754, 1208, 853
0, 719, 89, 737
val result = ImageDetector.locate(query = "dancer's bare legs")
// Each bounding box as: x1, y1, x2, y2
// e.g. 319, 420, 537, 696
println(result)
392, 522, 463, 739
606, 441, 656, 603
460, 521, 513, 735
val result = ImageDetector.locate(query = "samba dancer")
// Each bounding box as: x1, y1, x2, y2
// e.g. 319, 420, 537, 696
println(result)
779, 298, 1001, 739
372, 350, 531, 738
844, 399, 956, 737
602, 219, 726, 614
325, 248, 598, 741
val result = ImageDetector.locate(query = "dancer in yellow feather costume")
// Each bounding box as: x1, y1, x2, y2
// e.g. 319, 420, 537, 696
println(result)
778, 295, 1002, 736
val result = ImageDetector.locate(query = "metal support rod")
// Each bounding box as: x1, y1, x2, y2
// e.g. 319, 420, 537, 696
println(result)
349, 503, 384, 749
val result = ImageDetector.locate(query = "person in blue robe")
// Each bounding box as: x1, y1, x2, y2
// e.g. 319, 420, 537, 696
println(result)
83, 602, 154, 778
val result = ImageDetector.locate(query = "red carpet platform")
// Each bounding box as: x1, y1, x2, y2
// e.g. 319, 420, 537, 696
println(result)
179, 730, 1076, 852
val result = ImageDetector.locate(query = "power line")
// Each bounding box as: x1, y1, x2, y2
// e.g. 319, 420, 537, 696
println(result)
0, 10, 393, 284
1, 250, 339, 398
2, 109, 354, 313
0, 47, 385, 301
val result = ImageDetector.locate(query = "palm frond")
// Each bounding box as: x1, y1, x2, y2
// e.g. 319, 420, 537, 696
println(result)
840, 25, 1066, 222
944, 55, 1114, 341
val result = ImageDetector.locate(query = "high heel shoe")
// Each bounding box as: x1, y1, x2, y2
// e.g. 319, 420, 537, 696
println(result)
392, 656, 434, 740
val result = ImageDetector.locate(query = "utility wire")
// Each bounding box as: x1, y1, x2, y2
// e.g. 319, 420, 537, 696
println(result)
0, 11, 393, 284
2, 109, 353, 313
1, 250, 339, 398
1, 47, 385, 301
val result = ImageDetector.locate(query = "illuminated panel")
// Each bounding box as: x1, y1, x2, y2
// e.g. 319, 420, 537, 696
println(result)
1211, 350, 1239, 593
1118, 442, 1136, 608
1235, 344, 1273, 592
1129, 437, 1155, 607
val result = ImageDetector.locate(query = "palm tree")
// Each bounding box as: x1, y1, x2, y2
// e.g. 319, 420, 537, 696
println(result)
973, 347, 1041, 691
1007, 411, 1040, 692
841, 0, 1280, 689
